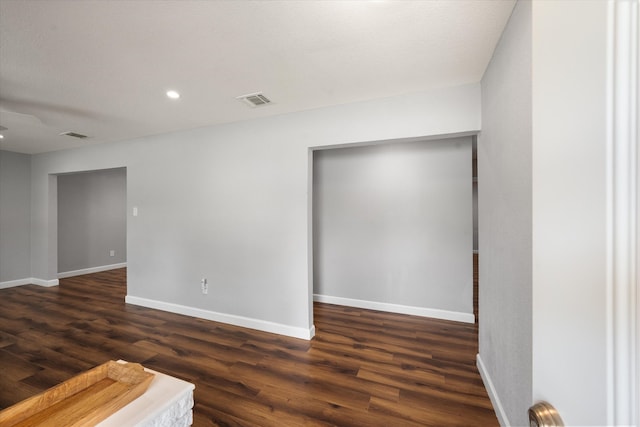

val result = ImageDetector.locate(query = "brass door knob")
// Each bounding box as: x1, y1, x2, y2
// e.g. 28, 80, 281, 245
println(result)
529, 401, 564, 427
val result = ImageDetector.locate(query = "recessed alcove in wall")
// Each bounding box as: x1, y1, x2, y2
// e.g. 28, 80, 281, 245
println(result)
57, 167, 127, 279
311, 136, 474, 322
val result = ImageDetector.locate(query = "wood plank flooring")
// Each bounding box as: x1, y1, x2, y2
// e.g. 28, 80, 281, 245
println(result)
0, 268, 497, 426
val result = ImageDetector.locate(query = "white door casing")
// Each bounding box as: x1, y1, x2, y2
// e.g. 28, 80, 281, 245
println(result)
606, 1, 639, 425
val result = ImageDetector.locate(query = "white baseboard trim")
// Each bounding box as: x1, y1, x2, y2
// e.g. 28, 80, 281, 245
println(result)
32, 278, 60, 287
125, 295, 315, 341
58, 263, 127, 279
313, 294, 475, 324
0, 277, 59, 289
0, 278, 33, 289
477, 353, 509, 427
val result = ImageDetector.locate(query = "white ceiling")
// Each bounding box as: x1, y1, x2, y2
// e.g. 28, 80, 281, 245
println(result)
0, 0, 515, 155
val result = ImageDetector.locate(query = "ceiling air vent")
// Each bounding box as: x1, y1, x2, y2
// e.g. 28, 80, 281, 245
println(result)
236, 92, 272, 108
60, 131, 89, 139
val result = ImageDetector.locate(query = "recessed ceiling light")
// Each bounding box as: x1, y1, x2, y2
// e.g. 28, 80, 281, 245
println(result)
0, 135, 4, 139
166, 90, 180, 99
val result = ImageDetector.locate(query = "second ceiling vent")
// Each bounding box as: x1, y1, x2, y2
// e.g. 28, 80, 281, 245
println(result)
236, 92, 272, 108
60, 131, 89, 139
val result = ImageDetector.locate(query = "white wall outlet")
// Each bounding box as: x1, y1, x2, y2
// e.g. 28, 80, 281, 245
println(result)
201, 278, 208, 294
109, 250, 115, 257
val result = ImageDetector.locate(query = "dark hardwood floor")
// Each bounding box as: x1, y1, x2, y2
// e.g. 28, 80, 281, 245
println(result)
0, 268, 497, 426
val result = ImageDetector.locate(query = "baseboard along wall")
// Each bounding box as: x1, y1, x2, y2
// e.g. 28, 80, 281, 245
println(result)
313, 294, 475, 324
0, 277, 59, 289
477, 353, 509, 427
0, 262, 127, 289
58, 262, 127, 279
125, 295, 316, 341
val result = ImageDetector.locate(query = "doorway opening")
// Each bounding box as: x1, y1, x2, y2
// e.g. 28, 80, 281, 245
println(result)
311, 135, 476, 325
56, 167, 127, 291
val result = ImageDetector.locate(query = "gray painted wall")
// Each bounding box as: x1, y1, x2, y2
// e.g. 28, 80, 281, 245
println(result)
0, 150, 31, 282
27, 84, 480, 337
57, 168, 126, 273
478, 1, 532, 426
313, 137, 473, 316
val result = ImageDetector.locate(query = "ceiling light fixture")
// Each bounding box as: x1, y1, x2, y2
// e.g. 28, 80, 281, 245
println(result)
0, 134, 4, 139
166, 90, 180, 99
